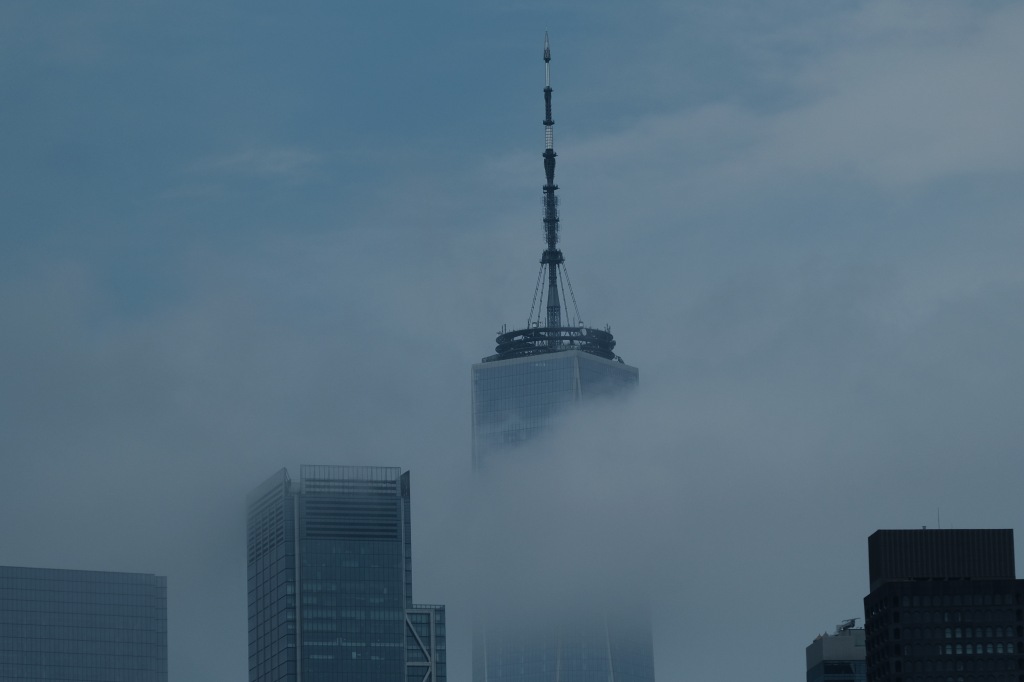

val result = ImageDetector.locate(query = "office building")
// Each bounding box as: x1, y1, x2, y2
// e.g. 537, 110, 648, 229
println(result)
863, 529, 1024, 682
807, 619, 866, 682
0, 565, 167, 681
472, 348, 638, 470
471, 34, 654, 682
247, 465, 445, 682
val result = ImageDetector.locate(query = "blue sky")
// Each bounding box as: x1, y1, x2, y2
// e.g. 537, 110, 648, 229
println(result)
3, 2, 1024, 680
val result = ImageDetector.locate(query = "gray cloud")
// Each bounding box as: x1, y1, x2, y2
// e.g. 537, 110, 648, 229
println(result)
191, 146, 321, 179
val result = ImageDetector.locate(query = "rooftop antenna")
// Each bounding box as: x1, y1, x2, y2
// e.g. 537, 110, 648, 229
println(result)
541, 31, 564, 334
482, 33, 620, 364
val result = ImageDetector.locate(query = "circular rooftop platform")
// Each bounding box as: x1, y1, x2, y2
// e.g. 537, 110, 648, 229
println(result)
484, 325, 618, 362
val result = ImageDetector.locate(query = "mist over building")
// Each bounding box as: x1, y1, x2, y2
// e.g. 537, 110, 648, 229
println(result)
247, 466, 445, 682
864, 529, 1024, 682
470, 34, 655, 682
0, 565, 167, 681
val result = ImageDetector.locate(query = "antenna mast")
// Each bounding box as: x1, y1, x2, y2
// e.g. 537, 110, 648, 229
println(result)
482, 33, 621, 364
541, 31, 564, 331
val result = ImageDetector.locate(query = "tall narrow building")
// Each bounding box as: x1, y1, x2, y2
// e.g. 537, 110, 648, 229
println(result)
863, 529, 1024, 682
0, 565, 167, 681
471, 34, 654, 682
247, 465, 445, 682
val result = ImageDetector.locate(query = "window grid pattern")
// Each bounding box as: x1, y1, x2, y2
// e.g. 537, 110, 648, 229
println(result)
864, 582, 1024, 682
0, 566, 167, 682
248, 478, 297, 682
406, 606, 446, 682
248, 468, 444, 682
471, 351, 638, 470
300, 538, 405, 682
480, 617, 654, 682
472, 355, 577, 466
807, 659, 868, 682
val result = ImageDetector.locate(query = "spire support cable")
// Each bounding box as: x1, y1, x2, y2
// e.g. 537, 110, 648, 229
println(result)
484, 33, 621, 364
556, 264, 576, 327
559, 262, 583, 326
527, 263, 545, 328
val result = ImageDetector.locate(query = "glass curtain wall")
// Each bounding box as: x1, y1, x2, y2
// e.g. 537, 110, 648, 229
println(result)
0, 566, 168, 682
248, 467, 445, 682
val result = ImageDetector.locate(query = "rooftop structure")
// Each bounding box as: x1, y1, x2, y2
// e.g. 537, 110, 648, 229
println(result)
806, 619, 866, 682
483, 32, 621, 365
868, 528, 1015, 591
863, 529, 1024, 682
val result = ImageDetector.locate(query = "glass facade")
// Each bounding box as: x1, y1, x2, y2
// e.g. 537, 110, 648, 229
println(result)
478, 612, 654, 682
471, 350, 639, 471
471, 349, 653, 682
0, 565, 167, 682
247, 466, 445, 682
406, 606, 445, 682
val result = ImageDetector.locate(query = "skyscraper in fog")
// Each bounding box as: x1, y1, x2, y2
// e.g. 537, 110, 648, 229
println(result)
863, 529, 1024, 682
247, 466, 445, 682
471, 34, 654, 682
0, 565, 167, 681
472, 348, 639, 471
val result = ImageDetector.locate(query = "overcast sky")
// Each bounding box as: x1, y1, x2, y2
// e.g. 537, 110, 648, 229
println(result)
4, 1, 1024, 680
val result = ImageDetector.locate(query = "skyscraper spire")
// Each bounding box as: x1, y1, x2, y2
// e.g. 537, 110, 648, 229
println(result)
483, 33, 620, 363
541, 31, 564, 330
471, 39, 650, 682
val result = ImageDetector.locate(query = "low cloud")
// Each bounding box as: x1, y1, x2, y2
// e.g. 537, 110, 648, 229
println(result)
192, 146, 321, 179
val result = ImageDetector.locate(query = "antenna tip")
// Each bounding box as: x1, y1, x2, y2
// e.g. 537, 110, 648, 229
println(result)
543, 31, 551, 61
